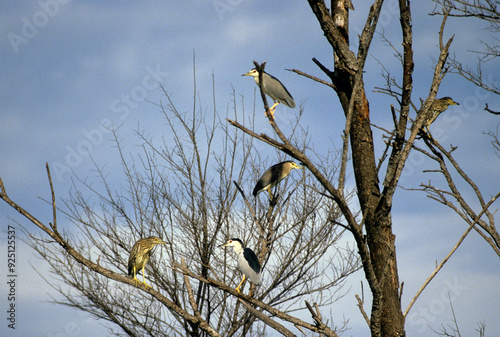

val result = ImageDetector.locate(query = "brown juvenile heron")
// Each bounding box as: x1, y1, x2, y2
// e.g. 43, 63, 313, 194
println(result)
253, 161, 303, 200
423, 97, 459, 133
128, 236, 166, 286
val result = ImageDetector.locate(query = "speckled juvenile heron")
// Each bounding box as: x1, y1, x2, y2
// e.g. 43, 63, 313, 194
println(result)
242, 68, 296, 116
221, 238, 261, 293
423, 97, 459, 133
253, 161, 303, 199
128, 236, 166, 286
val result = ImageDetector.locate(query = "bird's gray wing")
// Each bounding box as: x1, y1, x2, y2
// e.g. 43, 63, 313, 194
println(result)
265, 73, 295, 108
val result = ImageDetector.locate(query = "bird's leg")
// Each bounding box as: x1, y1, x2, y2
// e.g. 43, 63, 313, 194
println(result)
142, 266, 150, 287
235, 275, 246, 293
424, 127, 436, 141
268, 102, 279, 118
132, 267, 140, 286
267, 189, 274, 201
267, 188, 279, 206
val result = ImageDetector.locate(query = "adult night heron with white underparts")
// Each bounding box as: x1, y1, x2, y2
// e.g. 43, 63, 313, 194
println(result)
128, 236, 166, 287
243, 68, 296, 116
253, 161, 303, 200
221, 238, 261, 293
423, 97, 459, 133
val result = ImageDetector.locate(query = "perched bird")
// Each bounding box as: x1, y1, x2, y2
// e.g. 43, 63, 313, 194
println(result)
128, 236, 166, 287
242, 68, 296, 116
253, 161, 303, 199
221, 238, 261, 293
423, 97, 459, 133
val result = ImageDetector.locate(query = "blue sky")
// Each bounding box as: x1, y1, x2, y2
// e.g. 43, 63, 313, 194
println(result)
1, 1, 499, 336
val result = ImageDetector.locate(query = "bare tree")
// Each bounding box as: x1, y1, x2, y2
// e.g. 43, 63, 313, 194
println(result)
2, 1, 499, 337
423, 0, 500, 254
432, 0, 500, 113
1, 68, 358, 336
230, 1, 498, 336
231, 1, 417, 335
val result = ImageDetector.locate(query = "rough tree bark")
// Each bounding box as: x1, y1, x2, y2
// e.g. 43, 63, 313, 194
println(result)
308, 1, 406, 335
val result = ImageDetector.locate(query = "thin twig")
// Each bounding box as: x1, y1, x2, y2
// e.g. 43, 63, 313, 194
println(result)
485, 103, 500, 115
239, 300, 296, 337
182, 258, 202, 318
286, 68, 335, 89
355, 294, 370, 326
404, 191, 500, 317
45, 163, 57, 230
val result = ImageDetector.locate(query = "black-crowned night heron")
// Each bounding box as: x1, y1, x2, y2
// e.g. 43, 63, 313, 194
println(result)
253, 161, 303, 199
423, 97, 459, 133
242, 68, 296, 116
128, 236, 166, 286
221, 238, 261, 293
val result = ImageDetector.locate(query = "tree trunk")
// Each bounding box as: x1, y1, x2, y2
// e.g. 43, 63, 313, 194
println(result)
321, 1, 406, 335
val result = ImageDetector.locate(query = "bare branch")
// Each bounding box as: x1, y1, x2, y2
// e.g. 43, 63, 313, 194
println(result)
239, 300, 296, 337
485, 103, 500, 115
286, 67, 336, 89
45, 163, 57, 231
173, 260, 340, 336
404, 191, 500, 317
355, 293, 371, 326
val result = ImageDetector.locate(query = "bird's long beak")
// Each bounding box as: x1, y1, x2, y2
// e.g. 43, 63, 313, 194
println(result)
220, 242, 229, 247
242, 71, 251, 77
452, 101, 460, 105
